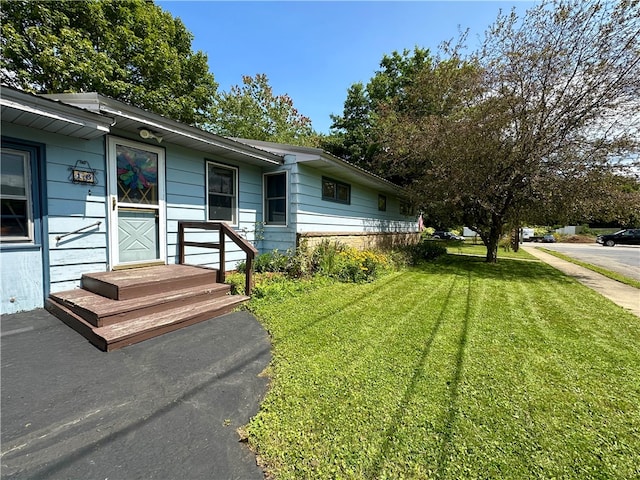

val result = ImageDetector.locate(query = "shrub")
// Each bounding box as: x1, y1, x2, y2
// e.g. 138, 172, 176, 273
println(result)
251, 272, 327, 300
562, 234, 597, 243
254, 249, 289, 273
499, 236, 512, 252
332, 247, 389, 283
285, 242, 314, 278
235, 240, 393, 288
311, 240, 347, 276
225, 272, 246, 295
406, 240, 447, 264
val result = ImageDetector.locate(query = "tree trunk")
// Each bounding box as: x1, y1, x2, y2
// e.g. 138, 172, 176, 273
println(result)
512, 228, 520, 252
482, 222, 503, 263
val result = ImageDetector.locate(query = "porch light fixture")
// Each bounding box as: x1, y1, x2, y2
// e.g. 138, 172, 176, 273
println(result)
139, 128, 163, 143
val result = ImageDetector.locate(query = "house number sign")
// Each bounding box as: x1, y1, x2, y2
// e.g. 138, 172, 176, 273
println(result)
70, 160, 98, 185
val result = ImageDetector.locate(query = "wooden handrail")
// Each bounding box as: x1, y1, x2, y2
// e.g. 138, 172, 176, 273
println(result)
178, 221, 257, 296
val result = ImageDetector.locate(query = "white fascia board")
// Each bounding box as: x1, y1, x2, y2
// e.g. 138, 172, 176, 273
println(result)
97, 103, 283, 165
1, 95, 113, 133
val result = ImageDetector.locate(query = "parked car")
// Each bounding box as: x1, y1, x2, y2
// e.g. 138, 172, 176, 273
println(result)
432, 231, 465, 241
596, 229, 640, 246
542, 234, 556, 243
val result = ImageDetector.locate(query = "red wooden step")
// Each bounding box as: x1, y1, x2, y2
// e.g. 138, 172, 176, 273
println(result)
81, 264, 218, 300
49, 283, 231, 327
46, 294, 250, 352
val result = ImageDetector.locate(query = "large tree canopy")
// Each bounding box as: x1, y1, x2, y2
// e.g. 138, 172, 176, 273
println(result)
210, 73, 317, 146
376, 0, 640, 262
0, 0, 217, 125
324, 47, 432, 170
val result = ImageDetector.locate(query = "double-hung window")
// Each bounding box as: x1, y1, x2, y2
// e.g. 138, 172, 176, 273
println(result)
1, 148, 33, 242
264, 172, 287, 225
207, 161, 238, 224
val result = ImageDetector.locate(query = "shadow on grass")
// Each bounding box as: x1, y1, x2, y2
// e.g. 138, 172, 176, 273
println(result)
365, 269, 463, 478
366, 263, 481, 478
422, 254, 576, 286
264, 273, 410, 341
436, 268, 472, 479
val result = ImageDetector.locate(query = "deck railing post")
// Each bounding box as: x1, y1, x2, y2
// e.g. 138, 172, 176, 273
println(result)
218, 224, 226, 284
178, 222, 185, 264
178, 221, 256, 297
245, 256, 253, 296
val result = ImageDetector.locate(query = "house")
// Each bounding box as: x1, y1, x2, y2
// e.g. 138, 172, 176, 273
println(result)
231, 139, 418, 253
1, 87, 418, 333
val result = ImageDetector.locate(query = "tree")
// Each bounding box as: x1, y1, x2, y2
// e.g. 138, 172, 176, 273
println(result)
0, 0, 217, 125
324, 83, 373, 166
377, 0, 640, 262
323, 47, 432, 170
209, 73, 316, 146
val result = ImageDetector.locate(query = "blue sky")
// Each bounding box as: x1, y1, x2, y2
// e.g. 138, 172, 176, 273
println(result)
157, 1, 535, 133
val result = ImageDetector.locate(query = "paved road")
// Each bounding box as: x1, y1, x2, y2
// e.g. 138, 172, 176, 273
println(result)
530, 242, 640, 281
1, 309, 271, 480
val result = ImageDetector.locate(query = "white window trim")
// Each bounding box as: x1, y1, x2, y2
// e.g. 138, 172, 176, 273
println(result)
206, 160, 239, 226
263, 171, 288, 227
1, 148, 34, 243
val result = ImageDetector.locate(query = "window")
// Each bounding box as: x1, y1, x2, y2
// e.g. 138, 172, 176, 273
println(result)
264, 172, 287, 225
378, 194, 387, 211
1, 148, 32, 242
207, 161, 238, 224
400, 201, 415, 216
322, 177, 350, 204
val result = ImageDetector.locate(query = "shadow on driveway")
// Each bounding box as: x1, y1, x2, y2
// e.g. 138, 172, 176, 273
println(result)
1, 308, 271, 480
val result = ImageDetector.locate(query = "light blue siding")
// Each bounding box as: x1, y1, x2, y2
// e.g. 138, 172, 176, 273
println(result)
45, 132, 108, 293
258, 160, 416, 253
1, 245, 44, 313
2, 124, 109, 305
293, 164, 415, 234
164, 146, 264, 271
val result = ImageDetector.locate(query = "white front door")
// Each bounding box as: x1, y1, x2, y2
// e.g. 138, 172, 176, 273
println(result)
107, 137, 166, 268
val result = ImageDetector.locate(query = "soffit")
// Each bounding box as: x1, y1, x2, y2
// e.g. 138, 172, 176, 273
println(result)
1, 89, 113, 140
233, 138, 404, 196
42, 93, 284, 167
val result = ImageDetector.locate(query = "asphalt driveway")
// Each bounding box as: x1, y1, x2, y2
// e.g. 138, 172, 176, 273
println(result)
1, 308, 271, 480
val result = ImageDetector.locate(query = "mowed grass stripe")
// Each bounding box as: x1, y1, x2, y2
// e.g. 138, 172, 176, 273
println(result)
253, 270, 468, 477
248, 256, 640, 479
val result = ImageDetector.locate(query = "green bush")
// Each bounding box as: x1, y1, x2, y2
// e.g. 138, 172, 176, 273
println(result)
224, 272, 246, 295
406, 240, 447, 263
254, 249, 289, 273
332, 247, 389, 283
311, 239, 347, 276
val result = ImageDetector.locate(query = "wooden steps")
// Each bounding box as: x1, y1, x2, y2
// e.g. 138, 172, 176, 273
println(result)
46, 265, 249, 351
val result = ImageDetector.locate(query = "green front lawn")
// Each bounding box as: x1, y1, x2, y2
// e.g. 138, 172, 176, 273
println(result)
447, 242, 537, 260
247, 256, 640, 479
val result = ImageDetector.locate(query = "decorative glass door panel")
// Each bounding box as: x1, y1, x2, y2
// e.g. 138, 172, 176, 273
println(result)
108, 137, 165, 268
117, 145, 158, 205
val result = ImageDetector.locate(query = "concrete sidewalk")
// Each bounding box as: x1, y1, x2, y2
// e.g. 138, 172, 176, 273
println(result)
1, 308, 271, 479
522, 245, 640, 317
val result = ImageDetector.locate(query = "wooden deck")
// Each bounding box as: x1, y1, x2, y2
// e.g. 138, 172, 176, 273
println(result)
46, 265, 249, 351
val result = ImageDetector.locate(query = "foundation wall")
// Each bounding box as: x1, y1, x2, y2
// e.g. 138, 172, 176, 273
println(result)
297, 231, 421, 251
